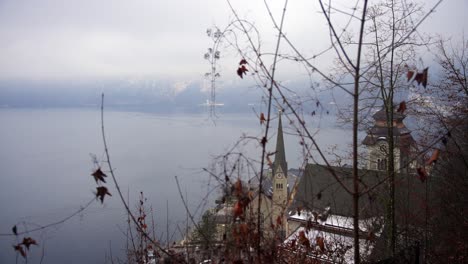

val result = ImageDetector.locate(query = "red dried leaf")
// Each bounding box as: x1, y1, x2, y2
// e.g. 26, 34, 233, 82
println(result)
96, 186, 112, 203
316, 236, 325, 251
276, 215, 282, 226
316, 191, 322, 200
298, 231, 310, 248
290, 239, 297, 249
22, 237, 38, 250
260, 112, 266, 125
417, 167, 428, 182
237, 65, 248, 79
407, 70, 414, 81
426, 149, 440, 165
422, 67, 429, 88
91, 167, 107, 184
234, 179, 243, 196
397, 101, 407, 114
233, 201, 244, 218
266, 155, 273, 167
13, 244, 26, 258
239, 59, 248, 65
414, 68, 429, 88
239, 223, 248, 235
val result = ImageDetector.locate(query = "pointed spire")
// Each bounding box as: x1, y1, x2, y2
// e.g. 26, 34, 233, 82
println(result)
274, 111, 287, 176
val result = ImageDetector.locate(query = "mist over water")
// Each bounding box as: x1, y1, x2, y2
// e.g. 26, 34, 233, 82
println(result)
0, 108, 347, 263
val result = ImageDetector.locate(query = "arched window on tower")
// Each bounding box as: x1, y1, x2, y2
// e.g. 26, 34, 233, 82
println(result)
377, 158, 387, 170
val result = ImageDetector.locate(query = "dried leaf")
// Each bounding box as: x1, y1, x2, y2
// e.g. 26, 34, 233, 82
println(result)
13, 244, 26, 258
233, 201, 244, 218
397, 101, 407, 114
260, 112, 266, 125
414, 68, 429, 88
316, 236, 325, 251
237, 65, 248, 79
422, 67, 429, 88
416, 167, 428, 183
407, 70, 415, 81
239, 59, 248, 65
276, 215, 282, 226
96, 186, 112, 203
298, 231, 310, 248
266, 155, 273, 167
91, 168, 107, 184
12, 225, 17, 236
426, 149, 440, 165
22, 237, 38, 250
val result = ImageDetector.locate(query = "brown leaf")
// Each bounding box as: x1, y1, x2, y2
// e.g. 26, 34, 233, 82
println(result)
298, 231, 310, 248
13, 244, 26, 258
91, 167, 107, 184
22, 237, 38, 250
239, 58, 248, 65
316, 236, 325, 251
422, 67, 429, 88
266, 155, 273, 167
260, 112, 266, 125
239, 223, 248, 235
276, 215, 282, 226
96, 186, 112, 203
237, 65, 248, 79
426, 149, 440, 165
234, 179, 243, 196
397, 101, 407, 114
407, 70, 415, 81
233, 201, 244, 219
413, 68, 429, 88
416, 167, 428, 182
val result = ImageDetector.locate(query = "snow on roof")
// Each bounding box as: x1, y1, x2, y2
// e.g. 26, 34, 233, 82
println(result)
283, 226, 378, 264
288, 211, 382, 233
284, 211, 383, 263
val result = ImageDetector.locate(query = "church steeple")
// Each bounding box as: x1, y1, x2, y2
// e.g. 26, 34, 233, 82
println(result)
274, 111, 287, 176
272, 111, 288, 238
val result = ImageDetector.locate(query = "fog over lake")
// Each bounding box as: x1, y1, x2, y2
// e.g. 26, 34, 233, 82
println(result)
0, 108, 348, 263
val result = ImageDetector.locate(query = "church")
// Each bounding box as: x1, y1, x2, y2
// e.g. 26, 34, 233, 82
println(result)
272, 108, 427, 263
198, 107, 427, 262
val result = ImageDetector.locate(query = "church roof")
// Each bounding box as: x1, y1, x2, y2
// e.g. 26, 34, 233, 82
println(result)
290, 163, 428, 224
273, 112, 288, 176
290, 164, 386, 218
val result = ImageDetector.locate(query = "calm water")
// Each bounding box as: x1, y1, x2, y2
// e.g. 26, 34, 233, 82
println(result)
0, 108, 347, 263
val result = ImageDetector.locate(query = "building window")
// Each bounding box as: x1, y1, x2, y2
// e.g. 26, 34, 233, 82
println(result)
276, 183, 283, 189
377, 158, 387, 170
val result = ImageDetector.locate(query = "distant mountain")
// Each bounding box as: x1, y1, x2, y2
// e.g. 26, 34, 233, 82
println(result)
0, 78, 340, 114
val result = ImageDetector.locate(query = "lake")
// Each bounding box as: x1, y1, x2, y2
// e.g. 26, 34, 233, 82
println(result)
0, 108, 348, 263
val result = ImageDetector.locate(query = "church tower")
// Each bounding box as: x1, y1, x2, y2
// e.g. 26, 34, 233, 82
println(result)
272, 111, 288, 235
362, 107, 416, 172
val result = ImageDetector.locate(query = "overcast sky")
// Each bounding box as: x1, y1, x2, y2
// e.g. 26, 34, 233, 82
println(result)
0, 0, 466, 83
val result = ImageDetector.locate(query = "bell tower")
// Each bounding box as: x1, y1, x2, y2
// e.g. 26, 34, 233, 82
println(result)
363, 107, 415, 172
272, 111, 288, 235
